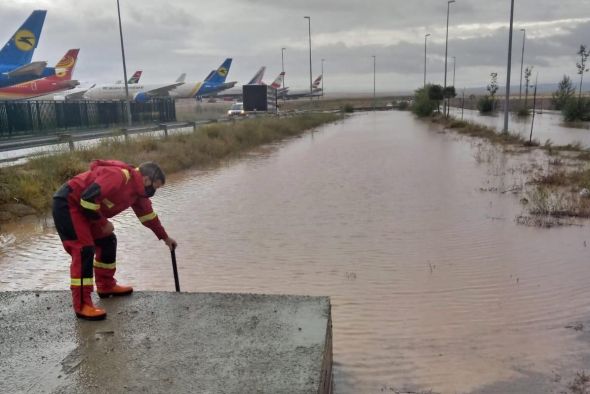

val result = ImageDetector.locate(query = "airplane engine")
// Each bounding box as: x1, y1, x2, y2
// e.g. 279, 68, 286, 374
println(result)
133, 92, 150, 103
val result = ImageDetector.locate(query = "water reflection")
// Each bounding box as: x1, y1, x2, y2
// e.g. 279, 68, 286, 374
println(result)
1, 111, 590, 393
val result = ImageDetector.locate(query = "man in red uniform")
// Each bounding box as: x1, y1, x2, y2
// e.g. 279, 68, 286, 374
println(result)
52, 160, 177, 320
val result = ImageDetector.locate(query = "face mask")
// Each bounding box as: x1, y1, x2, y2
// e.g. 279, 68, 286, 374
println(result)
144, 174, 157, 197
144, 184, 156, 198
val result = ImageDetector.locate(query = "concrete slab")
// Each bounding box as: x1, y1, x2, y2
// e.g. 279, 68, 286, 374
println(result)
0, 291, 332, 394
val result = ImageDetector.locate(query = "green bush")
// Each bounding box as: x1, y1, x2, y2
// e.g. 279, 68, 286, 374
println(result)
397, 101, 409, 110
517, 108, 530, 117
411, 86, 438, 118
477, 96, 496, 114
562, 98, 590, 122
342, 104, 354, 113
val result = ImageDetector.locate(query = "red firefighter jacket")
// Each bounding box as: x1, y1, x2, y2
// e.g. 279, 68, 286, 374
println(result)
66, 160, 168, 240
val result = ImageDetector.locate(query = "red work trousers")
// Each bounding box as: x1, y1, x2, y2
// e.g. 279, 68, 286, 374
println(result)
52, 185, 118, 313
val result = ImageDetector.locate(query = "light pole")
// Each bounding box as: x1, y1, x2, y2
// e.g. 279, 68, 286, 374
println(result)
453, 56, 457, 87
444, 0, 456, 117
503, 0, 515, 134
372, 55, 376, 111
116, 0, 132, 126
321, 58, 325, 97
519, 29, 526, 101
424, 33, 431, 88
281, 47, 286, 89
304, 16, 312, 102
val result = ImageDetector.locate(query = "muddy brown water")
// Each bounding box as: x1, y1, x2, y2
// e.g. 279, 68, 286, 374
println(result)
1, 111, 590, 393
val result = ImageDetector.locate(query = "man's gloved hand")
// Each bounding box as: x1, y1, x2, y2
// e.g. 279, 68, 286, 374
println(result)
164, 237, 178, 251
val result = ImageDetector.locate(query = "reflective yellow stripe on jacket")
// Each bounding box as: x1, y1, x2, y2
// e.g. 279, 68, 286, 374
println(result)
121, 169, 131, 184
93, 260, 116, 270
138, 212, 157, 223
80, 199, 100, 210
71, 278, 94, 286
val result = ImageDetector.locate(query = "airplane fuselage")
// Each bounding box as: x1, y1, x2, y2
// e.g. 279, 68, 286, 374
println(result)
84, 84, 167, 101
0, 77, 78, 100
0, 65, 55, 88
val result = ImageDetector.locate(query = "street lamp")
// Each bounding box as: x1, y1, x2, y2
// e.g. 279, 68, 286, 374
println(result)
424, 33, 431, 88
372, 55, 376, 111
281, 47, 286, 89
453, 56, 457, 87
321, 58, 325, 97
503, 0, 515, 134
519, 29, 526, 101
116, 0, 132, 126
444, 0, 456, 117
304, 16, 312, 101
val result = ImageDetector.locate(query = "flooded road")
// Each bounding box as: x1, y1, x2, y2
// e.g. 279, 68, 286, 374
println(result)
451, 106, 590, 147
2, 111, 590, 393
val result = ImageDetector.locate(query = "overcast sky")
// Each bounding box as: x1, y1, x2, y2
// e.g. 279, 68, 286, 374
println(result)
2, 0, 590, 93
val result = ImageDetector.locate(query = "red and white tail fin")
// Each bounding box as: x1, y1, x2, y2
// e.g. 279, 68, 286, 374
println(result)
270, 72, 285, 89
312, 74, 322, 89
128, 70, 142, 84
53, 49, 79, 80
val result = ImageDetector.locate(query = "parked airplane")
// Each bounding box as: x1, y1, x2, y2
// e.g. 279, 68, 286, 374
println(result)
116, 70, 142, 84
0, 10, 56, 88
214, 66, 267, 99
281, 75, 322, 99
170, 58, 237, 99
83, 78, 184, 102
0, 49, 79, 100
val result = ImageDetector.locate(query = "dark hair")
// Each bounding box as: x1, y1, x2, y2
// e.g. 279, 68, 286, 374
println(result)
138, 162, 166, 185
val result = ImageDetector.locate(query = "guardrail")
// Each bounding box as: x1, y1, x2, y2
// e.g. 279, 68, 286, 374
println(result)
0, 121, 208, 164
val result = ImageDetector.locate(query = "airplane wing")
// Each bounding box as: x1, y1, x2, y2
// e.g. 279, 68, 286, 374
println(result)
4, 61, 47, 78
64, 84, 95, 100
145, 82, 185, 97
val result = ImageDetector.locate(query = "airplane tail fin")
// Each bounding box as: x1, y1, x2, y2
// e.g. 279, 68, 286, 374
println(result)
312, 74, 322, 89
270, 72, 285, 89
128, 70, 142, 84
0, 10, 47, 66
53, 48, 79, 80
247, 66, 266, 85
176, 73, 186, 83
207, 58, 232, 84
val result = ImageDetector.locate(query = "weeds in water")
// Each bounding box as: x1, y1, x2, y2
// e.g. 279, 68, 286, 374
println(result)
568, 371, 590, 394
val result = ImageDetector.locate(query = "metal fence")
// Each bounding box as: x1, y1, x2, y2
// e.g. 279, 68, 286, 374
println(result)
0, 99, 176, 138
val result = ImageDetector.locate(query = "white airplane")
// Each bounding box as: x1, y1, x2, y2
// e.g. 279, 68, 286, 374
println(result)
214, 67, 268, 100
83, 75, 185, 102
169, 58, 237, 99
281, 74, 322, 99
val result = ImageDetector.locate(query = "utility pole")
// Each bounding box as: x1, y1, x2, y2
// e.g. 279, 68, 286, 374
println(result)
281, 47, 286, 89
372, 55, 376, 111
304, 16, 312, 103
444, 0, 456, 117
116, 0, 132, 126
321, 58, 325, 97
452, 56, 456, 87
503, 0, 515, 134
424, 33, 431, 88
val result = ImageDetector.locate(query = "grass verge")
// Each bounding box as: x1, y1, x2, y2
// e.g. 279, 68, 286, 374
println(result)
0, 113, 340, 216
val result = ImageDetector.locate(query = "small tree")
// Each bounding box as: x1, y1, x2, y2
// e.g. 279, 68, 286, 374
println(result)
479, 73, 498, 114
428, 84, 444, 113
523, 66, 533, 109
576, 45, 590, 100
552, 75, 576, 110
411, 85, 438, 117
487, 72, 499, 98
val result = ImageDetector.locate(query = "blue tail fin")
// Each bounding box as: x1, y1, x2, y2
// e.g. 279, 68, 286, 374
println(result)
0, 10, 47, 66
207, 58, 232, 84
